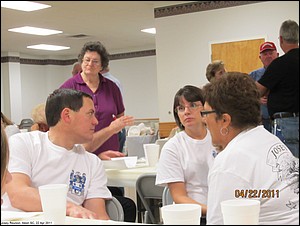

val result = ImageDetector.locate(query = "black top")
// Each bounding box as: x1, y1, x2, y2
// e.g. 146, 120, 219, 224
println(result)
258, 48, 299, 116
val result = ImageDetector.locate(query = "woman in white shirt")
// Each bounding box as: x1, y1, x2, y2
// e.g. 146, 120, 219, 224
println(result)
155, 85, 215, 224
202, 72, 298, 225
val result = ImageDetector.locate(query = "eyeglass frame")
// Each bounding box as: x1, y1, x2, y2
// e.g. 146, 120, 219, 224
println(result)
175, 102, 202, 113
82, 58, 101, 66
200, 110, 216, 117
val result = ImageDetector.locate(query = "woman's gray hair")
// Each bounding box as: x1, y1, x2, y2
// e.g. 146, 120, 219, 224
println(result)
203, 72, 261, 129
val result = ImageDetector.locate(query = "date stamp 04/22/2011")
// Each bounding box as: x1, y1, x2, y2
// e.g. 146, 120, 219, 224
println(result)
235, 189, 280, 199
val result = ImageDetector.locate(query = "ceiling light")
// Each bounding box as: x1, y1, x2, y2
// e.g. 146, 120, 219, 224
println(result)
141, 28, 156, 34
1, 1, 51, 12
27, 44, 70, 51
8, 26, 62, 36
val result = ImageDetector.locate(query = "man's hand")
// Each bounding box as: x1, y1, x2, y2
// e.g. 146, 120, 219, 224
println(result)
260, 96, 268, 105
67, 202, 99, 219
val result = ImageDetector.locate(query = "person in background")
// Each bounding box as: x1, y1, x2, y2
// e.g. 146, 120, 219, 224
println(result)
72, 62, 82, 76
1, 125, 12, 205
30, 103, 49, 132
168, 126, 181, 138
60, 41, 133, 160
101, 66, 126, 153
101, 66, 124, 97
249, 41, 279, 132
2, 89, 112, 220
156, 85, 215, 224
202, 72, 298, 225
205, 60, 226, 83
256, 19, 299, 158
60, 41, 136, 222
1, 112, 20, 138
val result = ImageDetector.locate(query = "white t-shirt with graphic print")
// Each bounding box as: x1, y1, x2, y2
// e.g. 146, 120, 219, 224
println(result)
207, 125, 299, 225
2, 131, 111, 211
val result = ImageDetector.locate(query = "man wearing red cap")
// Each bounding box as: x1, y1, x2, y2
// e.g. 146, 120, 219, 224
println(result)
256, 20, 299, 158
249, 41, 278, 132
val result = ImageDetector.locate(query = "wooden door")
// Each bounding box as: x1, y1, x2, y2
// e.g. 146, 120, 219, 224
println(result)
211, 38, 265, 74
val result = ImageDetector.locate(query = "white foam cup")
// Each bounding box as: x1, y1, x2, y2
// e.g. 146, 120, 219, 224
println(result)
221, 199, 260, 225
38, 184, 68, 225
161, 203, 201, 225
143, 143, 160, 167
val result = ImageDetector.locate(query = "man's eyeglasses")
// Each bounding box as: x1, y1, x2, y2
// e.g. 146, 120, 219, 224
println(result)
83, 58, 100, 66
200, 110, 216, 117
175, 102, 202, 113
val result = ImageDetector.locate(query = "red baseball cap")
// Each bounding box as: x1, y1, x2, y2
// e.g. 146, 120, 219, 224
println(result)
259, 41, 277, 53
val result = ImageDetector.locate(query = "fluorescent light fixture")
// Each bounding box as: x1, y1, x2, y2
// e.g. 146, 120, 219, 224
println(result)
27, 44, 70, 51
8, 26, 62, 36
1, 1, 51, 12
141, 28, 156, 34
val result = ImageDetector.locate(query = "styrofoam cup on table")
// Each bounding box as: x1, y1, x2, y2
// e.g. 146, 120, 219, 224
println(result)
143, 143, 160, 167
38, 184, 68, 225
221, 199, 260, 225
161, 203, 201, 225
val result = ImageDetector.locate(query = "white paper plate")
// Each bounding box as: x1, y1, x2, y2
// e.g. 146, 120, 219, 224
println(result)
102, 156, 138, 170
127, 126, 140, 136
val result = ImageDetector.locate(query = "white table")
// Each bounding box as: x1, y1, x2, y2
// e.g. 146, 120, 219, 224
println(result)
105, 164, 156, 188
105, 164, 157, 223
1, 211, 146, 225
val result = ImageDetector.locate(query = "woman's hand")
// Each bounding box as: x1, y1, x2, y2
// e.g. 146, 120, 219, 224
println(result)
98, 150, 125, 160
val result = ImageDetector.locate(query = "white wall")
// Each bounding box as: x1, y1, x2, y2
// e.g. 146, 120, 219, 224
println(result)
1, 55, 157, 123
155, 1, 299, 122
1, 1, 299, 124
19, 64, 71, 121
109, 56, 158, 118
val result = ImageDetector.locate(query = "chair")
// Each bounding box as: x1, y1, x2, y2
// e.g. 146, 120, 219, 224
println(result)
19, 118, 34, 131
162, 186, 173, 206
126, 135, 157, 158
105, 196, 124, 221
136, 174, 164, 224
162, 186, 206, 224
155, 138, 169, 156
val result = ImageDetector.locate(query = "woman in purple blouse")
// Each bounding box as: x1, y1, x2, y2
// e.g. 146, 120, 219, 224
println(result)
60, 41, 133, 159
60, 41, 136, 222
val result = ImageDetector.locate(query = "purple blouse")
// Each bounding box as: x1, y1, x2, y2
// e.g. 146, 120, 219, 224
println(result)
60, 73, 125, 155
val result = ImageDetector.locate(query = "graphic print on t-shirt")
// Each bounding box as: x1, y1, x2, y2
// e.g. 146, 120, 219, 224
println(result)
69, 170, 87, 196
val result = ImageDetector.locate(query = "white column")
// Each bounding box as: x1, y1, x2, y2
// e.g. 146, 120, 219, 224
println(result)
6, 52, 23, 124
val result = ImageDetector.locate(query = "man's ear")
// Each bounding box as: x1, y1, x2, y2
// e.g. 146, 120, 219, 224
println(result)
61, 108, 72, 123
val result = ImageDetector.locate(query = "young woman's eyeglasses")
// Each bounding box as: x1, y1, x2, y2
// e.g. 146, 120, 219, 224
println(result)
200, 110, 216, 117
83, 58, 100, 66
175, 102, 202, 113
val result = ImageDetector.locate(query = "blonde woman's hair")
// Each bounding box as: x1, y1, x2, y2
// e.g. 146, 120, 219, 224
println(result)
31, 103, 47, 124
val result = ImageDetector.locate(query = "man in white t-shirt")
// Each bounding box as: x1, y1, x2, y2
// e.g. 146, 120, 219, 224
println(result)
2, 89, 112, 220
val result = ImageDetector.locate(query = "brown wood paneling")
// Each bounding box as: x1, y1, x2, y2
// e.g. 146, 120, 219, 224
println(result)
159, 122, 177, 138
212, 38, 265, 74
